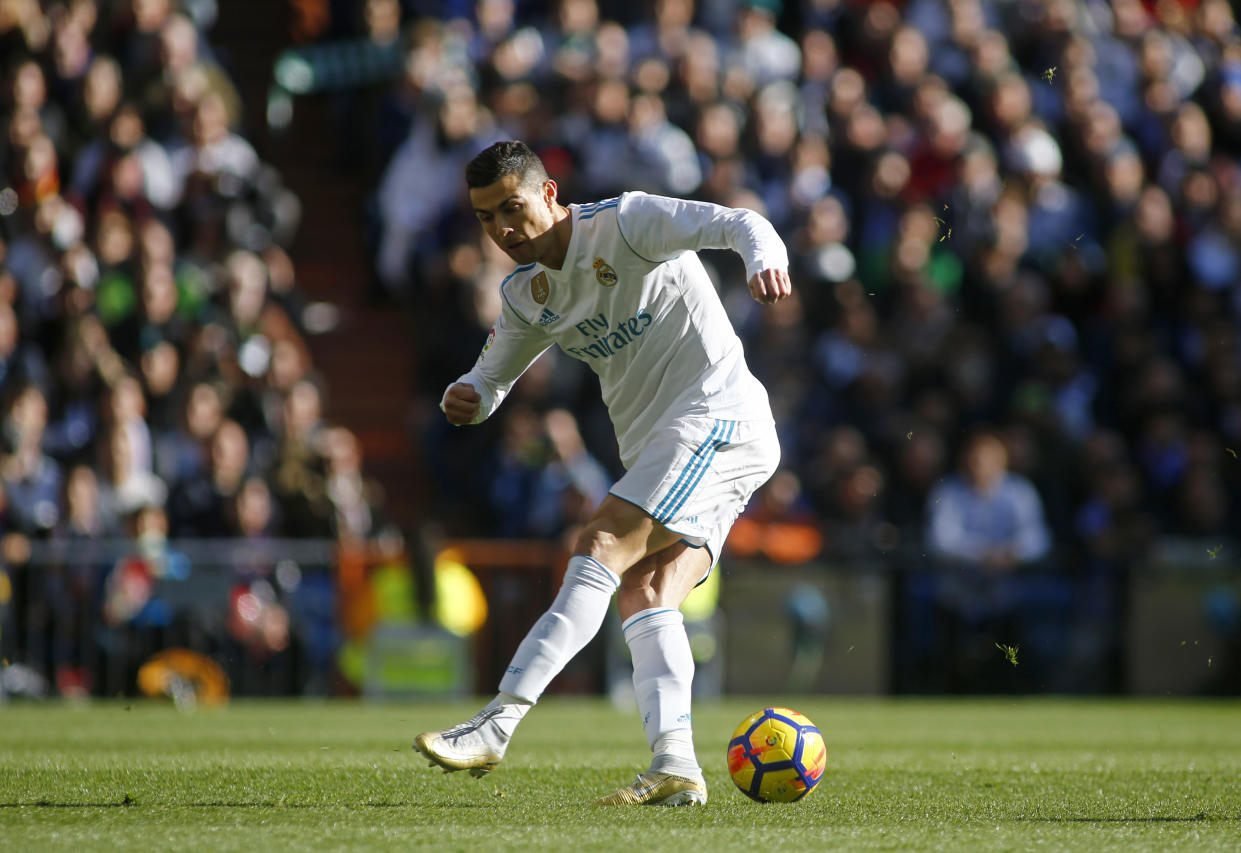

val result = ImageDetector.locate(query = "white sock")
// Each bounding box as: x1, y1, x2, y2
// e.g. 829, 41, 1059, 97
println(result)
481, 691, 533, 742
498, 555, 620, 703
651, 729, 698, 778
623, 607, 702, 781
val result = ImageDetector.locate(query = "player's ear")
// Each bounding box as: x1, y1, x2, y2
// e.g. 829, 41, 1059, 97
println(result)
542, 179, 558, 207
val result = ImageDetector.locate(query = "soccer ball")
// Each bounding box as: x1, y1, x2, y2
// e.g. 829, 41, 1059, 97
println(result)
726, 707, 827, 803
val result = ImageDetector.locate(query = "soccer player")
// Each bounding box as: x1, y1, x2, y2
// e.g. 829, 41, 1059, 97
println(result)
414, 140, 790, 806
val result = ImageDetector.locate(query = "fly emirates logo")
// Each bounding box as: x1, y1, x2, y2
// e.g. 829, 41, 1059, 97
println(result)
563, 310, 653, 361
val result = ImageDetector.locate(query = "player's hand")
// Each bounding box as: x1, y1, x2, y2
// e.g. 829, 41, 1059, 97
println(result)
442, 383, 482, 426
748, 268, 792, 305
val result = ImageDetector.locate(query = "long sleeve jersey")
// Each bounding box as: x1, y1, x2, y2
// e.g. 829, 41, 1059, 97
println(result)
447, 191, 788, 469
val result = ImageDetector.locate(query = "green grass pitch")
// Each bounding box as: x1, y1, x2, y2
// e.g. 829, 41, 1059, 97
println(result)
1, 698, 1238, 851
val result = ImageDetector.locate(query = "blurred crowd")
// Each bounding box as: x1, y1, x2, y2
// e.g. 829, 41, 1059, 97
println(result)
4, 0, 1241, 694
0, 0, 395, 549
348, 0, 1241, 570
345, 0, 1241, 688
0, 0, 392, 693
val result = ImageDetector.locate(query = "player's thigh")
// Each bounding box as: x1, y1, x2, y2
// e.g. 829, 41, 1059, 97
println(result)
617, 541, 713, 621
611, 417, 779, 564
574, 493, 684, 574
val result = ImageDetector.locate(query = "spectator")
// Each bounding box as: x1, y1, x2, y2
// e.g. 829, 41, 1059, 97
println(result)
524, 408, 610, 545
46, 463, 114, 694
96, 421, 166, 520
927, 427, 1051, 570
230, 474, 278, 540
70, 56, 125, 155
104, 372, 153, 476
138, 342, 181, 433
729, 0, 799, 89
58, 463, 119, 539
272, 379, 332, 537
166, 417, 246, 537
143, 11, 241, 142
624, 91, 702, 196
6, 58, 69, 156
154, 379, 221, 490
1, 384, 62, 534
167, 87, 258, 199
908, 427, 1073, 691
322, 425, 384, 543
374, 83, 500, 296
70, 101, 178, 215
0, 299, 49, 392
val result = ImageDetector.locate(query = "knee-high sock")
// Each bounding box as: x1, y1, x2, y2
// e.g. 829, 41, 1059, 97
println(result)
623, 607, 700, 778
498, 555, 620, 703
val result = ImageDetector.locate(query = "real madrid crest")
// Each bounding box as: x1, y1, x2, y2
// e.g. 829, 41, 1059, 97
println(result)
530, 271, 550, 304
593, 257, 618, 287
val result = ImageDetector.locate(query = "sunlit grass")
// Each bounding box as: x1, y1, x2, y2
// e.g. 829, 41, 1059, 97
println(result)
1, 698, 1239, 851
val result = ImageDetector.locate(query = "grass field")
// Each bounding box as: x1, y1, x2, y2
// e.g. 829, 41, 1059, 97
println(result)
1, 698, 1239, 851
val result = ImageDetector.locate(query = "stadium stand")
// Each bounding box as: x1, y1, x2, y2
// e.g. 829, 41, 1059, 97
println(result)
3, 0, 1239, 696
359, 0, 1241, 692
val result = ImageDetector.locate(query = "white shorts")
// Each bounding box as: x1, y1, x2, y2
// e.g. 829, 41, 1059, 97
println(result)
610, 416, 780, 564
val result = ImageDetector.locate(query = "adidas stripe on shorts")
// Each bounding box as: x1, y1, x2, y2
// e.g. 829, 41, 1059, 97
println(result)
609, 416, 780, 565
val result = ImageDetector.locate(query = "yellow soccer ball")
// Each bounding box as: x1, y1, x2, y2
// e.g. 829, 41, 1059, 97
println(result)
726, 707, 828, 802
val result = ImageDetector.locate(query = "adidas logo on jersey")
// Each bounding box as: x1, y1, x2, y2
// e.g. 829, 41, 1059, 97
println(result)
537, 308, 560, 326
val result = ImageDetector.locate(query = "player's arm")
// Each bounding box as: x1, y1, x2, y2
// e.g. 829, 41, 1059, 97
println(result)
616, 192, 792, 303
441, 306, 552, 426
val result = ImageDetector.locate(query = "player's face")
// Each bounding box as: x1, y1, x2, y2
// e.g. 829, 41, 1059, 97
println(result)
470, 173, 559, 265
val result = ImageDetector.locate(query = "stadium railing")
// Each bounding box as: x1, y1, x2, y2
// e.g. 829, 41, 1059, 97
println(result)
1, 538, 341, 700
1, 536, 1236, 700
0, 537, 570, 702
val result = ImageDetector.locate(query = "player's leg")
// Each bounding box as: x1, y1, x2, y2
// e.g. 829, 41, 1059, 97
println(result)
594, 541, 712, 806
493, 495, 682, 702
595, 417, 779, 804
416, 416, 776, 782
414, 495, 680, 775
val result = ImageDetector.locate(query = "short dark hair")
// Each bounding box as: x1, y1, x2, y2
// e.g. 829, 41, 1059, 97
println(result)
465, 140, 549, 190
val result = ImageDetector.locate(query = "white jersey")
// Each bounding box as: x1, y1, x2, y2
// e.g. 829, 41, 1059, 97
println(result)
448, 192, 788, 468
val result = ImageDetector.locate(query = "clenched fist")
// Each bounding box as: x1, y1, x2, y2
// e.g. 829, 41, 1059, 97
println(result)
748, 268, 792, 304
441, 382, 482, 425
